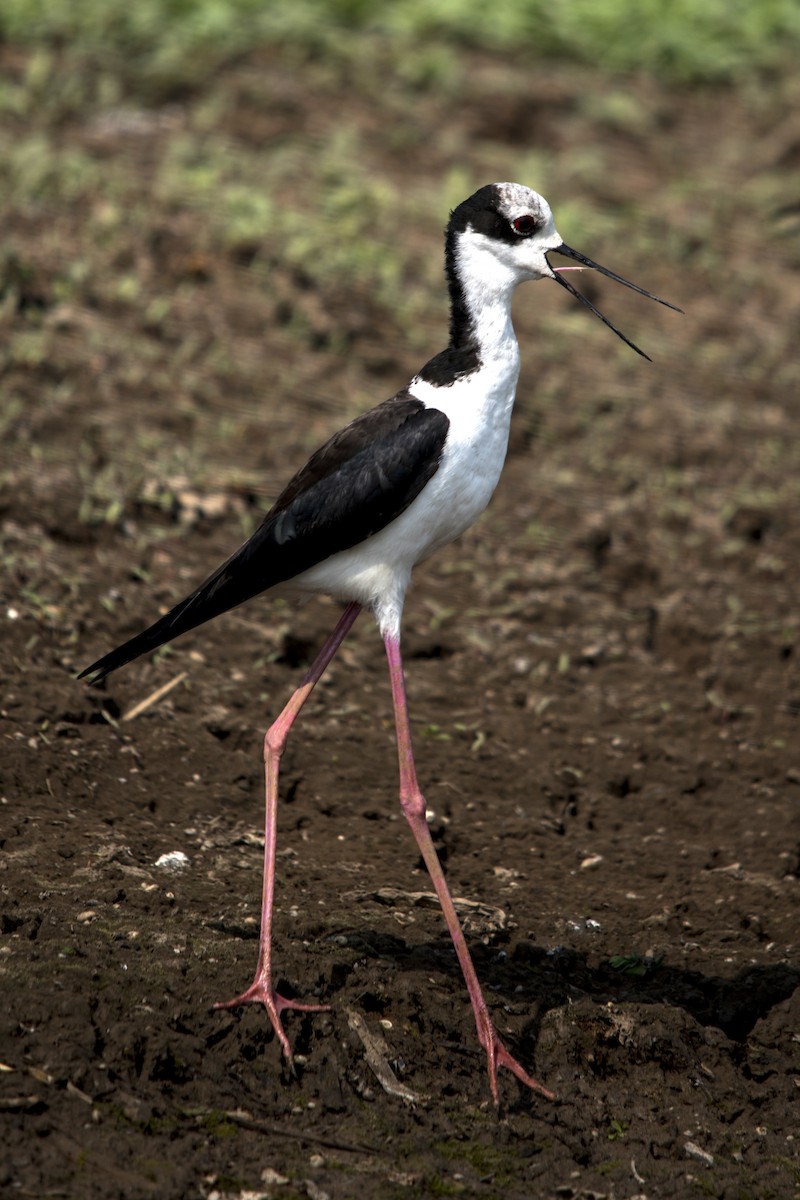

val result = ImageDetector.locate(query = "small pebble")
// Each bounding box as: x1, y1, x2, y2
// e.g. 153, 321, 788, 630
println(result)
260, 1167, 289, 1186
153, 851, 190, 873
580, 853, 604, 870
684, 1141, 714, 1166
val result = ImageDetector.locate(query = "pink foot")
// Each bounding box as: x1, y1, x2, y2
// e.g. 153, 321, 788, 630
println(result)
214, 978, 330, 1061
477, 1010, 556, 1104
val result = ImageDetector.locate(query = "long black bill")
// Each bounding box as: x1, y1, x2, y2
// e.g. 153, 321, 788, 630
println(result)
547, 242, 682, 361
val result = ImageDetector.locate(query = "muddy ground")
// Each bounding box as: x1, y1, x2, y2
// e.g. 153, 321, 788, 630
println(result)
2, 40, 800, 1200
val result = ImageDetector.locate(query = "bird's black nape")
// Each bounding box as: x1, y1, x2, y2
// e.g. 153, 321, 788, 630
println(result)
547, 242, 682, 361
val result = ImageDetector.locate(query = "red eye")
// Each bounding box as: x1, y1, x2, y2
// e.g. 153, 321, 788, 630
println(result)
512, 214, 537, 236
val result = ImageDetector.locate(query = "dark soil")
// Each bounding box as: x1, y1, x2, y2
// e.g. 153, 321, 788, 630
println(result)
2, 46, 800, 1200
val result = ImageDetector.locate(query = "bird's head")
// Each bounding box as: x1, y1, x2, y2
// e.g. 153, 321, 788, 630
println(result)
448, 182, 680, 359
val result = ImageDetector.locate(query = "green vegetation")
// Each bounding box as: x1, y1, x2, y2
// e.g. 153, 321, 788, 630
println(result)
2, 0, 800, 651
608, 954, 662, 978
0, 0, 798, 93
608, 1118, 628, 1141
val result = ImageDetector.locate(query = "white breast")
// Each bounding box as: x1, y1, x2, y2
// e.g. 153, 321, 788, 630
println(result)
292, 347, 521, 638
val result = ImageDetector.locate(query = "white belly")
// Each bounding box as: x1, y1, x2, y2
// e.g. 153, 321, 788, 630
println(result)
293, 354, 520, 637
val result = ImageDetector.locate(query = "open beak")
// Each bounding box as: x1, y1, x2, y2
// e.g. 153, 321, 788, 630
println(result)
546, 242, 682, 360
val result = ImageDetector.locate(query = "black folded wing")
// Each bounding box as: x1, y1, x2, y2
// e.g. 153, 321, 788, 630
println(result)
80, 394, 449, 683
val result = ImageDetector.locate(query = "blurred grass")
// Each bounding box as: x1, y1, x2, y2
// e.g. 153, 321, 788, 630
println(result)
1, 0, 799, 620
1, 0, 799, 96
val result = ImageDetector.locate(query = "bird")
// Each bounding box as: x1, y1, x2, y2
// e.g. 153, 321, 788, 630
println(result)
80, 183, 679, 1104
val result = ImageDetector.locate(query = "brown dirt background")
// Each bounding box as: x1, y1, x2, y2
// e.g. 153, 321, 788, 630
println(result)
2, 38, 800, 1200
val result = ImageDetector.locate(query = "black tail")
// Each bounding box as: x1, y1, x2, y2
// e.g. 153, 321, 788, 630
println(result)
79, 528, 278, 684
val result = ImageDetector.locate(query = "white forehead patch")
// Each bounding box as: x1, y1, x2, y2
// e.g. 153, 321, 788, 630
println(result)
494, 182, 553, 229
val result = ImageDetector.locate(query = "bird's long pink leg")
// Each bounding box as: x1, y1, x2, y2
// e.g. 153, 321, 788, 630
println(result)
215, 601, 362, 1061
384, 633, 555, 1104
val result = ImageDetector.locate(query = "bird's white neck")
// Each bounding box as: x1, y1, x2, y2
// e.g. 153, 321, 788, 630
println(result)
448, 228, 523, 370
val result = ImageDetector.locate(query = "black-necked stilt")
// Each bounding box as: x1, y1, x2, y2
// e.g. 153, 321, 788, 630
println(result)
81, 183, 679, 1103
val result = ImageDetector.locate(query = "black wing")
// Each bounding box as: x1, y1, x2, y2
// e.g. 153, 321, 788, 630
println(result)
79, 394, 449, 683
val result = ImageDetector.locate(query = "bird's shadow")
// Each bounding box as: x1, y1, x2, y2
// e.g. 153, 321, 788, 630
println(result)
327, 928, 799, 1046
